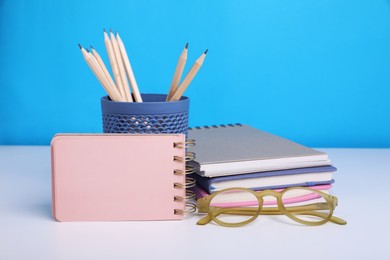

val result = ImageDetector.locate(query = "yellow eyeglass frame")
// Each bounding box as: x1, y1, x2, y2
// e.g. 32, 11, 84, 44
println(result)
196, 187, 347, 227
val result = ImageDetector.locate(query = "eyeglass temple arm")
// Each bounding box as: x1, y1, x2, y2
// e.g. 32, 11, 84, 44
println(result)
197, 205, 347, 225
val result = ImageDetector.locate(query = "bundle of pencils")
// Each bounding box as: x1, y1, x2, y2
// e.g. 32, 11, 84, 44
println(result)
79, 29, 141, 102
79, 30, 207, 102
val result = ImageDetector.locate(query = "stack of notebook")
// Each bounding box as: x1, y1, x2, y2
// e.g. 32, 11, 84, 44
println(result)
187, 124, 336, 204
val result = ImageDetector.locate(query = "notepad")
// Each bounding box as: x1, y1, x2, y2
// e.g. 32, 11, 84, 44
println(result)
188, 124, 331, 177
192, 166, 336, 193
51, 134, 187, 222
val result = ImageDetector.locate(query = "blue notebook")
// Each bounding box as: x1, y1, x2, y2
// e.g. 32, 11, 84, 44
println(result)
191, 165, 337, 193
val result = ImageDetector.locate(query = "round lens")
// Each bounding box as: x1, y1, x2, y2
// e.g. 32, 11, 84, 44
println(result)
281, 188, 332, 225
209, 189, 260, 226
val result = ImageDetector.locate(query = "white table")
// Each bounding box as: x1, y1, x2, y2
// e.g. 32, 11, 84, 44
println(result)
1, 147, 389, 260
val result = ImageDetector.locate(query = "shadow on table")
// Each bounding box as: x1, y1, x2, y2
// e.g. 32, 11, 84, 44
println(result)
31, 200, 53, 220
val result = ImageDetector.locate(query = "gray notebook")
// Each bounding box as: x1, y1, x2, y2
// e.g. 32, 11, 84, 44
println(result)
187, 124, 330, 177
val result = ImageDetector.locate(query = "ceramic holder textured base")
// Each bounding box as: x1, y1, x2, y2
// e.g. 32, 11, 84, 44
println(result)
101, 94, 189, 134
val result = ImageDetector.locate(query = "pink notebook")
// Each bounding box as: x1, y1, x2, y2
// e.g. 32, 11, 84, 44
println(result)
51, 134, 186, 222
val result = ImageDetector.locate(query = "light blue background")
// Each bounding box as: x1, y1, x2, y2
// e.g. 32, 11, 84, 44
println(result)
1, 0, 389, 147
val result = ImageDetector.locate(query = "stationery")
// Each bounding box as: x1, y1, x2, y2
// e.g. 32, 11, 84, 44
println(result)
170, 49, 208, 101
79, 45, 123, 102
167, 43, 188, 101
187, 124, 331, 177
90, 45, 118, 93
103, 29, 127, 100
110, 30, 133, 102
192, 165, 337, 193
51, 134, 188, 221
79, 30, 208, 102
116, 32, 142, 102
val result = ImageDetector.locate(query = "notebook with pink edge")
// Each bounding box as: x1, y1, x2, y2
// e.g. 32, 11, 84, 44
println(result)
194, 184, 333, 207
51, 134, 186, 222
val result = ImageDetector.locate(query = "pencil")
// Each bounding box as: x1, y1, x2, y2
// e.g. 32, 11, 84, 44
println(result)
85, 48, 123, 102
110, 30, 133, 102
79, 44, 123, 101
170, 49, 208, 101
166, 43, 188, 101
90, 46, 118, 94
103, 29, 127, 101
116, 33, 143, 102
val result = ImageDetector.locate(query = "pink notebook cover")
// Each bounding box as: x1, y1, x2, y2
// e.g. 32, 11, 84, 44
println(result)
51, 134, 186, 222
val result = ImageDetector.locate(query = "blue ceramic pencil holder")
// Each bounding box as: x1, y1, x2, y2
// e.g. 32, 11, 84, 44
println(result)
101, 94, 189, 134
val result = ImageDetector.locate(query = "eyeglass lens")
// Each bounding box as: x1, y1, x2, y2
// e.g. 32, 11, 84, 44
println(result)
209, 189, 260, 225
208, 188, 332, 225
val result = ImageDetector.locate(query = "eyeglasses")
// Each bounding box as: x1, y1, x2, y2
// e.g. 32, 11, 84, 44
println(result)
196, 187, 347, 227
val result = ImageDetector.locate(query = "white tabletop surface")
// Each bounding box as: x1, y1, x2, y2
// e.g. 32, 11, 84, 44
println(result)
1, 146, 389, 260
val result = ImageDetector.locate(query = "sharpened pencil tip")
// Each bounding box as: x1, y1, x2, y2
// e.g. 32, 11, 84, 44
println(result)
185, 42, 188, 49
90, 45, 94, 50
78, 43, 82, 49
86, 48, 90, 53
116, 32, 121, 41
204, 49, 208, 54
103, 28, 106, 32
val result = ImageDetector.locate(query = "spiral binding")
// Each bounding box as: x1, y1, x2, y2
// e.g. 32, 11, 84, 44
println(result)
173, 139, 197, 216
173, 125, 243, 215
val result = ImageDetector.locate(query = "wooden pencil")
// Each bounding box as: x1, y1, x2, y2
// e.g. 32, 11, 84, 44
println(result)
110, 30, 133, 102
85, 49, 123, 102
79, 44, 123, 101
170, 49, 208, 101
103, 29, 127, 101
166, 43, 188, 101
90, 46, 118, 94
116, 33, 143, 102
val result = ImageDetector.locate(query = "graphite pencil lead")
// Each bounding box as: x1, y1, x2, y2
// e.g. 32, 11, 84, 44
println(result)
204, 49, 208, 54
78, 43, 82, 49
90, 45, 94, 50
86, 48, 90, 53
185, 42, 189, 49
